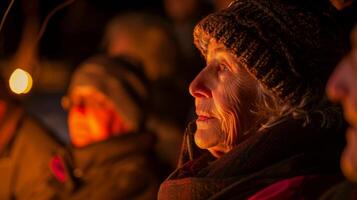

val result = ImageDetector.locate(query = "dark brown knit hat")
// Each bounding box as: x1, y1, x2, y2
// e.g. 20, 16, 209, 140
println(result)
194, 0, 345, 106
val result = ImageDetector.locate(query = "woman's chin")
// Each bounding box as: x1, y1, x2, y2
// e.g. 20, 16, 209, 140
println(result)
194, 130, 220, 149
341, 152, 357, 182
341, 129, 357, 182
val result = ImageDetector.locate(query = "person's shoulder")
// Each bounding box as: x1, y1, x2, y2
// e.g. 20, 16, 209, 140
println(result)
319, 180, 357, 200
14, 114, 64, 153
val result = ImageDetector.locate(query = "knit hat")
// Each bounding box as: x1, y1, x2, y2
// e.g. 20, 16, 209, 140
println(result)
194, 0, 345, 106
65, 55, 149, 131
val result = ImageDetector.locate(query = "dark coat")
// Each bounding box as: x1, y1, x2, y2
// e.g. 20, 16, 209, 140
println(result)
158, 113, 346, 200
319, 180, 357, 199
56, 132, 160, 200
0, 106, 160, 200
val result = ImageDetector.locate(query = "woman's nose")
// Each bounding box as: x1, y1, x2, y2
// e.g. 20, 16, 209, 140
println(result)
327, 59, 350, 103
189, 67, 213, 98
71, 99, 87, 115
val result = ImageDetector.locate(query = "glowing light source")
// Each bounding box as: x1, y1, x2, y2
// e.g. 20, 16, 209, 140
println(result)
9, 68, 33, 94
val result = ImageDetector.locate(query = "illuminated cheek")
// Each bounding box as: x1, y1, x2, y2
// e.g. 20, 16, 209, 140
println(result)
68, 110, 92, 147
87, 109, 111, 141
216, 81, 241, 115
215, 87, 240, 146
344, 102, 357, 127
68, 109, 85, 132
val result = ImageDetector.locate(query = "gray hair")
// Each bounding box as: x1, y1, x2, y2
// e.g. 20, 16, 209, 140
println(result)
253, 82, 337, 133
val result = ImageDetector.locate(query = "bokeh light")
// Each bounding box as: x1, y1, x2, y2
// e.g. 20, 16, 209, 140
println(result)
9, 68, 33, 94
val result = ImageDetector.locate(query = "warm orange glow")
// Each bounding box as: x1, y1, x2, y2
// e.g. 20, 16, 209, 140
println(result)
67, 87, 129, 147
9, 68, 33, 94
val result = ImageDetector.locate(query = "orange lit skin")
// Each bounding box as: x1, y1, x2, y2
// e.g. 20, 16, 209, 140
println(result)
189, 40, 259, 158
327, 27, 357, 181
68, 87, 128, 147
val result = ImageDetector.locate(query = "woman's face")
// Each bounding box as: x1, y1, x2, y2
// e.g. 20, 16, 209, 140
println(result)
189, 40, 260, 158
67, 87, 126, 147
327, 27, 357, 181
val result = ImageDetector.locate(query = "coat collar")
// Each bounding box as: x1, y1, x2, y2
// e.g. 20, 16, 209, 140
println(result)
171, 114, 345, 180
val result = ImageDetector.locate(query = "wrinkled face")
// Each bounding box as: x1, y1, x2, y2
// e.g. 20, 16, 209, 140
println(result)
327, 27, 357, 181
68, 87, 126, 147
189, 40, 260, 158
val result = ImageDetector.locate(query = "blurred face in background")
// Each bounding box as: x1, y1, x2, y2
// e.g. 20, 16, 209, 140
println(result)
106, 27, 175, 81
67, 87, 127, 147
164, 0, 200, 22
213, 0, 233, 11
327, 26, 357, 181
189, 40, 260, 158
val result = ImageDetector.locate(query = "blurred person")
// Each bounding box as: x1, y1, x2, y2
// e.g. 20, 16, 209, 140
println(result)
164, 0, 203, 23
158, 0, 347, 199
163, 0, 212, 82
332, 27, 357, 182
103, 12, 190, 168
103, 12, 179, 83
103, 12, 189, 123
212, 0, 233, 11
229, 1, 357, 199
321, 2, 357, 198
322, 26, 357, 200
0, 78, 65, 200
55, 55, 161, 199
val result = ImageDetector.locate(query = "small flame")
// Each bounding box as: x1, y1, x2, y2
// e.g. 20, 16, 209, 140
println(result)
9, 68, 33, 94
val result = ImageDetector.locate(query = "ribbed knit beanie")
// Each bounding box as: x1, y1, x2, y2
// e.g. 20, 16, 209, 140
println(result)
194, 0, 345, 106
67, 55, 149, 131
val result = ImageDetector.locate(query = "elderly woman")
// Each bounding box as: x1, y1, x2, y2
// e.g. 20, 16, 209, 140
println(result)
158, 0, 347, 199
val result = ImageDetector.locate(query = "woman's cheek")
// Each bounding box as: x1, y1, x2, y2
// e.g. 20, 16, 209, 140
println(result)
68, 110, 93, 147
87, 109, 112, 141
